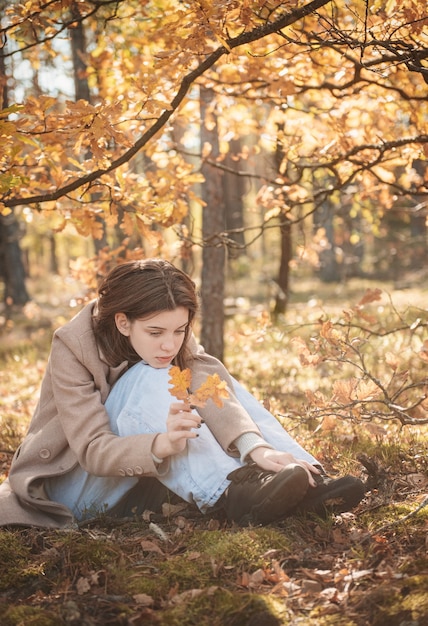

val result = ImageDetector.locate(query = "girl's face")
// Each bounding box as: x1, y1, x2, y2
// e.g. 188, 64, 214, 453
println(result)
115, 307, 190, 368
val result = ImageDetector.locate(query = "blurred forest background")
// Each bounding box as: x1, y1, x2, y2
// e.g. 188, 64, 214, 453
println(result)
0, 0, 427, 358
0, 2, 427, 625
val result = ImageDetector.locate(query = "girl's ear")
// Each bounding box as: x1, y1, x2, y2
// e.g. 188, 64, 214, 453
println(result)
115, 313, 131, 336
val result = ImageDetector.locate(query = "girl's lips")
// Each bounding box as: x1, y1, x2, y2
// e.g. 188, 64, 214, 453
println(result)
156, 356, 174, 363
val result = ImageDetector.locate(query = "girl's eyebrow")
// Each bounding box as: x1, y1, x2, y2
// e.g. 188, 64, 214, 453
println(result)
146, 322, 188, 330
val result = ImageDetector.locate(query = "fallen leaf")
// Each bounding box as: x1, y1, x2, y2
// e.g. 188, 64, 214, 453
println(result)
301, 579, 323, 593
248, 568, 265, 587
133, 593, 154, 606
320, 587, 340, 602
405, 473, 428, 488
140, 539, 165, 555
168, 588, 204, 605
76, 576, 91, 595
149, 522, 169, 542
162, 501, 188, 517
238, 571, 250, 588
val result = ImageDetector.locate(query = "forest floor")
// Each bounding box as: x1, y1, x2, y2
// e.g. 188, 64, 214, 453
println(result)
0, 272, 427, 626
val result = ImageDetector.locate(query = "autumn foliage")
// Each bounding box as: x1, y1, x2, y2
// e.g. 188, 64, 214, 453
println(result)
0, 0, 426, 259
290, 288, 428, 427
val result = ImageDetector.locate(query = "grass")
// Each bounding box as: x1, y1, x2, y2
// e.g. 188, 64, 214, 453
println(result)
0, 274, 427, 625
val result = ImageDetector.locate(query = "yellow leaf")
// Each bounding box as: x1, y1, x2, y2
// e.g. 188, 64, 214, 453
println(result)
321, 414, 336, 431
0, 203, 11, 216
356, 379, 380, 401
168, 367, 229, 408
320, 321, 343, 345
291, 337, 322, 366
168, 366, 192, 401
0, 104, 23, 120
121, 211, 135, 237
190, 373, 230, 408
332, 379, 357, 404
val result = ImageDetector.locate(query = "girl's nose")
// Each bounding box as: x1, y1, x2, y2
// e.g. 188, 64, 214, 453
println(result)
161, 336, 174, 351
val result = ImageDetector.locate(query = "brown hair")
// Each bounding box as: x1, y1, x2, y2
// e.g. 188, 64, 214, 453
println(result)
93, 258, 198, 368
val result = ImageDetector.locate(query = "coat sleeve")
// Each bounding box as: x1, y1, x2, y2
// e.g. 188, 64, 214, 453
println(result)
48, 332, 166, 478
186, 335, 262, 455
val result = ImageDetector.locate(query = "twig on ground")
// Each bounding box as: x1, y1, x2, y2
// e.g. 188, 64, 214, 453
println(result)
362, 494, 428, 542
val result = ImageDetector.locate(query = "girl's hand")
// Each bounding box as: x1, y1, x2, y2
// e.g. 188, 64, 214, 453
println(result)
249, 447, 320, 487
151, 402, 201, 460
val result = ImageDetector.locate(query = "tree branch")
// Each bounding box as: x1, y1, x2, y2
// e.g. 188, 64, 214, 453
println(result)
0, 0, 124, 57
3, 0, 332, 209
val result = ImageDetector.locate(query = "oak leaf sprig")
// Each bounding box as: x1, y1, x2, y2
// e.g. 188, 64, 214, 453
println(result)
168, 366, 229, 408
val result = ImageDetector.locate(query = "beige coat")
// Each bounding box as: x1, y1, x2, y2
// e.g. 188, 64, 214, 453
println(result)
0, 302, 260, 528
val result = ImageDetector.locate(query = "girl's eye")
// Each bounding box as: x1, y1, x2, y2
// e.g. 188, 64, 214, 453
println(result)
149, 331, 162, 336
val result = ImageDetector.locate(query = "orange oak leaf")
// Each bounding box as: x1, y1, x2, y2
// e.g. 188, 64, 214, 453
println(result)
168, 367, 229, 408
168, 366, 192, 401
190, 373, 230, 408
357, 288, 382, 306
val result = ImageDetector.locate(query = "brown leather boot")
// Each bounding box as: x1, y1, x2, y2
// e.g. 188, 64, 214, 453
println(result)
296, 473, 366, 516
224, 463, 309, 526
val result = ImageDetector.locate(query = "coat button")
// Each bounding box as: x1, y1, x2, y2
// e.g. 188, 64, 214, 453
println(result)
126, 468, 134, 476
39, 448, 51, 459
135, 466, 143, 475
118, 469, 126, 476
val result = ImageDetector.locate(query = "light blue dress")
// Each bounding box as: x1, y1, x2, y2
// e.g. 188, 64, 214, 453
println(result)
45, 362, 318, 520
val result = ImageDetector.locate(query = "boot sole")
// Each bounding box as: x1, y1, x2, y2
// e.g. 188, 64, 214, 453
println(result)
297, 476, 366, 516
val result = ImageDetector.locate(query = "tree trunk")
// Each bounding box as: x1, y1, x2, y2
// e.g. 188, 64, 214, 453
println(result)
0, 213, 30, 311
224, 137, 246, 258
314, 197, 340, 283
0, 35, 30, 312
410, 159, 427, 270
69, 2, 108, 253
199, 87, 226, 360
273, 123, 292, 314
273, 216, 291, 316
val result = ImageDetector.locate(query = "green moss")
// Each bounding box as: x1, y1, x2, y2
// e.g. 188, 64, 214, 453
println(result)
371, 575, 428, 626
306, 611, 358, 626
65, 533, 144, 597
159, 587, 287, 626
400, 557, 428, 576
128, 528, 291, 602
59, 531, 124, 570
0, 531, 43, 591
1, 284, 427, 626
128, 556, 213, 601
186, 527, 290, 569
0, 604, 60, 626
357, 501, 428, 538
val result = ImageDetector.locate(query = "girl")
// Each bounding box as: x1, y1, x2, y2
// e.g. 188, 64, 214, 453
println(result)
0, 259, 364, 528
